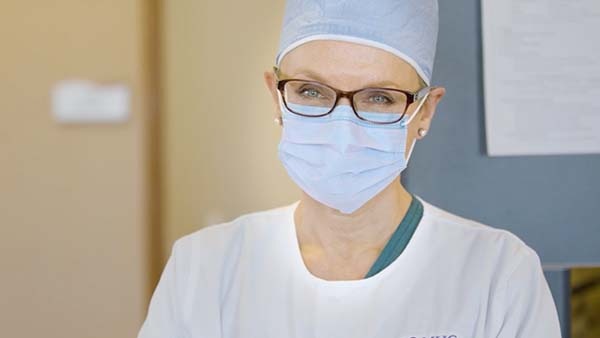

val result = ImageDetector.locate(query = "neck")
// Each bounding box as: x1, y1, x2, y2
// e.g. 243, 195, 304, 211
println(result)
294, 179, 413, 262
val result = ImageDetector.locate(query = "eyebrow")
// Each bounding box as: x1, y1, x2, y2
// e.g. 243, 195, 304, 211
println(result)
282, 68, 408, 90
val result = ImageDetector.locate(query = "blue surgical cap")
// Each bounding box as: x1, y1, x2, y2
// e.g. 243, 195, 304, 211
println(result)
275, 0, 439, 85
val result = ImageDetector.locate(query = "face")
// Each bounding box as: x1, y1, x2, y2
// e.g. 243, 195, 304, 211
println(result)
264, 39, 446, 156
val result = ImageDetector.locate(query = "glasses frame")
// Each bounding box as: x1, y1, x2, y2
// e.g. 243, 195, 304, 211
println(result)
274, 66, 433, 125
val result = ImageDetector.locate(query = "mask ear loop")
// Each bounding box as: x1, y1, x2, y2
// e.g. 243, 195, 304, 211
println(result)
403, 92, 431, 162
274, 90, 285, 126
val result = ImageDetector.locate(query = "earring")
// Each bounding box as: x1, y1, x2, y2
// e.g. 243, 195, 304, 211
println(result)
418, 128, 427, 137
274, 116, 282, 126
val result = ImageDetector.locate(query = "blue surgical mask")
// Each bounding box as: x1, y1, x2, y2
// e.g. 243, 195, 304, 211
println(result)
277, 94, 429, 214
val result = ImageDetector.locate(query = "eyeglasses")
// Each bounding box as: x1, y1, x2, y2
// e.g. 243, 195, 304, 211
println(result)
274, 66, 432, 125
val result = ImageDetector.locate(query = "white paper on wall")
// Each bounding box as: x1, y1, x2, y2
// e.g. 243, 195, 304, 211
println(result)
482, 0, 600, 156
52, 80, 130, 124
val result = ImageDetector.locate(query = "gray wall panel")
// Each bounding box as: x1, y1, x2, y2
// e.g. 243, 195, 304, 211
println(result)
405, 0, 600, 267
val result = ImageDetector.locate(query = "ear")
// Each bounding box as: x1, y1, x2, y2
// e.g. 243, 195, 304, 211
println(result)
415, 86, 446, 138
263, 70, 280, 110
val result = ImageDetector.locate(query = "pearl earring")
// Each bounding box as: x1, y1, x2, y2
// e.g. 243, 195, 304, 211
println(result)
418, 128, 427, 137
274, 116, 282, 125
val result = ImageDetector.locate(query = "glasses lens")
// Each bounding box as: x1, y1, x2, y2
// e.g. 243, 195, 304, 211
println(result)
283, 80, 336, 116
354, 89, 408, 123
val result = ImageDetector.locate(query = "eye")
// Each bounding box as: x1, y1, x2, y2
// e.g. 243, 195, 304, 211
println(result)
299, 86, 324, 98
368, 93, 394, 105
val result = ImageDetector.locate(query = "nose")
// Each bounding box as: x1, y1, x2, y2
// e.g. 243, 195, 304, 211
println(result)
337, 97, 352, 105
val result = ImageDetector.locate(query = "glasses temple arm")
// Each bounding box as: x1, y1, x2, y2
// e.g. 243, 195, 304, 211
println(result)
415, 86, 434, 101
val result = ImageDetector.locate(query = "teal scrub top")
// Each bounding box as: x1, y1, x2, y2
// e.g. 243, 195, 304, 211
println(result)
365, 195, 424, 278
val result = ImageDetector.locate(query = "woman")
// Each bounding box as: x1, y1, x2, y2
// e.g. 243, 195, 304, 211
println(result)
138, 1, 562, 337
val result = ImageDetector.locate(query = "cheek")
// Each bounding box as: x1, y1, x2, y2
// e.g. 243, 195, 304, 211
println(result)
403, 125, 417, 154
407, 123, 418, 137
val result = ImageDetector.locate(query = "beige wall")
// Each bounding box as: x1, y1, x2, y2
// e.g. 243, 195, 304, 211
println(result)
160, 0, 298, 259
0, 1, 155, 337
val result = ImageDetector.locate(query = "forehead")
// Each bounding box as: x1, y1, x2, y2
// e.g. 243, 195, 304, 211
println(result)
278, 40, 422, 91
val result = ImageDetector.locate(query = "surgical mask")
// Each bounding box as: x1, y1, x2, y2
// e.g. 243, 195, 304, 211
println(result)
277, 93, 429, 214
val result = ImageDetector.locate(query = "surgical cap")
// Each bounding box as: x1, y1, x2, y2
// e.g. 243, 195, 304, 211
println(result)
275, 0, 439, 85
